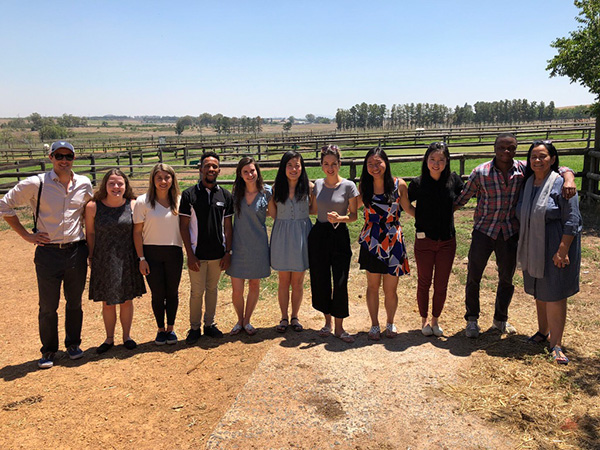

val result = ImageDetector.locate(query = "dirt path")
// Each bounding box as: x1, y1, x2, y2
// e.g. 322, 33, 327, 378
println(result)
0, 227, 582, 449
206, 328, 515, 449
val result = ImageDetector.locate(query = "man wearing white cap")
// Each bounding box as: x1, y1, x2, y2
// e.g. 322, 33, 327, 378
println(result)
0, 141, 92, 368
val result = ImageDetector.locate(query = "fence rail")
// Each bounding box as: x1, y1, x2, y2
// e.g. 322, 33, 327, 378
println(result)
0, 122, 596, 197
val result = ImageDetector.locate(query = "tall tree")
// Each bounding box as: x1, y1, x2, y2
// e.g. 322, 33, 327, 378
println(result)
547, 1, 600, 128
547, 0, 600, 195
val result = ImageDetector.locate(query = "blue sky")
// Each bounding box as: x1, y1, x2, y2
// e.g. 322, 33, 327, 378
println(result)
0, 0, 594, 118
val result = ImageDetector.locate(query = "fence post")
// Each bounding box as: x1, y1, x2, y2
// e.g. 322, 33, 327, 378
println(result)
257, 144, 261, 161
349, 160, 357, 181
460, 155, 465, 177
184, 146, 189, 166
128, 148, 133, 177
90, 155, 97, 186
158, 148, 163, 163
15, 161, 20, 181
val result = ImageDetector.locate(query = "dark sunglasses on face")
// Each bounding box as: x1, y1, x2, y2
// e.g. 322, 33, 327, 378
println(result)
53, 153, 74, 161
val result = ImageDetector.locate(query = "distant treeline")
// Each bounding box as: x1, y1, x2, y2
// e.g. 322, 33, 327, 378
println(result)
0, 113, 87, 140
335, 100, 591, 130
175, 113, 331, 135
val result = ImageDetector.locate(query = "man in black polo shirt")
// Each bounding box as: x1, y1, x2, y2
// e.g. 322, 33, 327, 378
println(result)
180, 152, 233, 344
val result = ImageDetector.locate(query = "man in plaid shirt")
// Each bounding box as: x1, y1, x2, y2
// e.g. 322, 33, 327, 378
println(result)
455, 133, 576, 338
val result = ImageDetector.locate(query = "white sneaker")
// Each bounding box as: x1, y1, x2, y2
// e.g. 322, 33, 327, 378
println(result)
432, 324, 444, 337
492, 319, 517, 334
465, 320, 480, 338
421, 324, 433, 336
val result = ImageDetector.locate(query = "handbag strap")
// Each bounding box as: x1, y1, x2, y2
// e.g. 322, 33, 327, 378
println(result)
32, 175, 43, 233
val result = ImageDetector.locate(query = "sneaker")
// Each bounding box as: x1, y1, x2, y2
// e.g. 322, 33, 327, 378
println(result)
66, 345, 84, 360
38, 352, 55, 369
421, 324, 433, 336
155, 331, 168, 346
385, 323, 398, 338
166, 331, 178, 345
465, 320, 480, 338
204, 324, 224, 338
492, 319, 517, 335
185, 328, 201, 345
432, 324, 444, 337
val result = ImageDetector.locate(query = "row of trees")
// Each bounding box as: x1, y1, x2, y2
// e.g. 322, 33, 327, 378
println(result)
335, 103, 387, 130
175, 114, 264, 135
335, 99, 591, 130
0, 113, 83, 141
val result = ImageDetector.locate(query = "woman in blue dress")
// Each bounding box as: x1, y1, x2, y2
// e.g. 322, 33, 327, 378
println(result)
517, 140, 582, 365
269, 151, 313, 333
226, 157, 272, 336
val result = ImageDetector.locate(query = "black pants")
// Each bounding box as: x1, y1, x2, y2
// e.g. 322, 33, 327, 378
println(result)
308, 221, 352, 319
34, 242, 88, 354
144, 245, 183, 329
464, 229, 518, 322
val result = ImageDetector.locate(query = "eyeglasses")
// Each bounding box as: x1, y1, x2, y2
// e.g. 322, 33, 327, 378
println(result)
52, 153, 75, 161
533, 140, 552, 146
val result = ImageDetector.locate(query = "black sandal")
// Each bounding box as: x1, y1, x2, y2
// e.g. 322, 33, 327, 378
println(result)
290, 317, 303, 332
276, 319, 289, 333
527, 331, 549, 344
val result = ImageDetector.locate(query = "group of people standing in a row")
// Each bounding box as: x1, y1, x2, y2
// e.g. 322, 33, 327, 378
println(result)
0, 133, 582, 369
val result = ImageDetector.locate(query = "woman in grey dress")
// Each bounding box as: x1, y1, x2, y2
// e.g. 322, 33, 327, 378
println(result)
269, 151, 313, 333
517, 141, 582, 365
226, 157, 272, 336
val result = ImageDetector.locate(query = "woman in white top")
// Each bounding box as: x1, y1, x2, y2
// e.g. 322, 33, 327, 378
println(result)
133, 163, 183, 346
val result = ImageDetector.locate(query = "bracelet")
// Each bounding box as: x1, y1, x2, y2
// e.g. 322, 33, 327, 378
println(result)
139, 256, 146, 261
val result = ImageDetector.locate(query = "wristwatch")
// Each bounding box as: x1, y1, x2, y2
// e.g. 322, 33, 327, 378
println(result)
139, 256, 146, 261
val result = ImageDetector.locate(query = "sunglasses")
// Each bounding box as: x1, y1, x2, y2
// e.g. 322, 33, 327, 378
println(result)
53, 153, 75, 161
533, 139, 553, 146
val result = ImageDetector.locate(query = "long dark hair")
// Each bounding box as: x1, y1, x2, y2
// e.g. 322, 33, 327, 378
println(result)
421, 142, 452, 188
524, 140, 559, 180
273, 151, 309, 204
359, 147, 395, 207
147, 163, 180, 215
93, 169, 136, 202
232, 157, 264, 213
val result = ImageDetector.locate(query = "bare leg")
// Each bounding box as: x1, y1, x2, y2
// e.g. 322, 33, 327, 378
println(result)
290, 271, 305, 319
535, 299, 549, 335
278, 271, 292, 320
324, 314, 332, 329
382, 274, 399, 325
243, 279, 261, 326
334, 317, 345, 335
366, 271, 382, 327
102, 303, 117, 344
546, 299, 567, 349
119, 300, 134, 342
231, 277, 245, 326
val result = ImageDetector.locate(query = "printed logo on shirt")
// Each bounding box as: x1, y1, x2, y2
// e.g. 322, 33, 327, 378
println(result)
216, 201, 225, 207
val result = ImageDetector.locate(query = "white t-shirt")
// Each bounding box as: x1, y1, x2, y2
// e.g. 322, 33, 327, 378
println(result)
133, 193, 182, 247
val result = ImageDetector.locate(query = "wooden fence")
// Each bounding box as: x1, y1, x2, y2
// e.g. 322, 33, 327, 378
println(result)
0, 122, 597, 199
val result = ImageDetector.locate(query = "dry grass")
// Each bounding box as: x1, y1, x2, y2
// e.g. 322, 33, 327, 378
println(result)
436, 205, 600, 450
